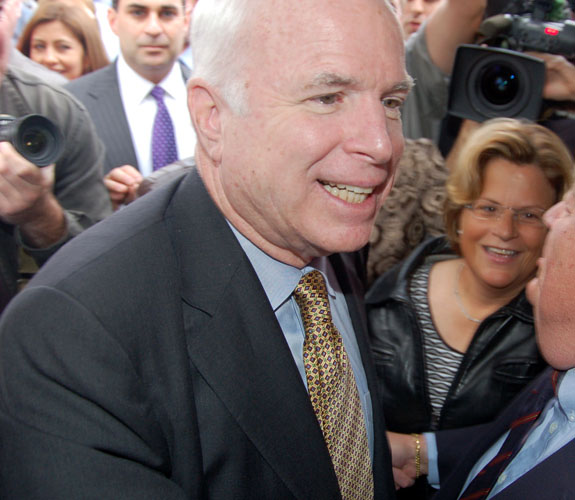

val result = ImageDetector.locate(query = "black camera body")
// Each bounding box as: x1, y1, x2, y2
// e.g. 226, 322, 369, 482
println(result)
448, 44, 546, 122
447, 0, 575, 123
0, 114, 64, 167
481, 14, 575, 57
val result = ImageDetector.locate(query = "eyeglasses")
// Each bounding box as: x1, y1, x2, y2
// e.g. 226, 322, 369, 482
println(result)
464, 200, 547, 228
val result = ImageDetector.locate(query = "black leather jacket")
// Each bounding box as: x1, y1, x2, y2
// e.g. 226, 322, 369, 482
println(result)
366, 236, 547, 433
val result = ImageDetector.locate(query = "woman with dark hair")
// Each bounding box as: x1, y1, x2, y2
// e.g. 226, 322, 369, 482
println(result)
367, 117, 574, 498
18, 0, 109, 80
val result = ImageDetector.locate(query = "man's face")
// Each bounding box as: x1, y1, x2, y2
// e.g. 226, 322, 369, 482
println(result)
202, 0, 410, 267
108, 0, 189, 82
527, 186, 575, 370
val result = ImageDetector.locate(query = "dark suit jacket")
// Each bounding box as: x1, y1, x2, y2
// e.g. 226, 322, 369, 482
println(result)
435, 366, 575, 499
64, 61, 191, 174
0, 169, 396, 499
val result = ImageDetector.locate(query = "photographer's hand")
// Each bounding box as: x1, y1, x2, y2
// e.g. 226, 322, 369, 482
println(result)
0, 141, 66, 248
527, 52, 575, 101
104, 165, 143, 210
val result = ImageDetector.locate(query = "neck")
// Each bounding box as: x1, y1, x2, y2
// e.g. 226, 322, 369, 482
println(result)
457, 261, 526, 312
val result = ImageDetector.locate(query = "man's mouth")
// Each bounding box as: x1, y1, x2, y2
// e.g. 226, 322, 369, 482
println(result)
320, 181, 374, 204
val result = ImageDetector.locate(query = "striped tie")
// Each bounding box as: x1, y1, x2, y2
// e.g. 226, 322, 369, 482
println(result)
293, 270, 374, 500
459, 369, 559, 500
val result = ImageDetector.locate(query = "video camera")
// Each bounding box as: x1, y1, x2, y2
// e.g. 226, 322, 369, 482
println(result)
0, 114, 64, 167
448, 0, 575, 123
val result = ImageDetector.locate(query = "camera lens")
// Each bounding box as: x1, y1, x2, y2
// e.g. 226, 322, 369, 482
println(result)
21, 128, 48, 156
479, 63, 519, 106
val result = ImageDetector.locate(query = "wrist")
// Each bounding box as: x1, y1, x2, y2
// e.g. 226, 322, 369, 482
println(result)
411, 433, 429, 477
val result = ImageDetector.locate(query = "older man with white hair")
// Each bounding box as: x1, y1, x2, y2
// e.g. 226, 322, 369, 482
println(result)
0, 0, 412, 497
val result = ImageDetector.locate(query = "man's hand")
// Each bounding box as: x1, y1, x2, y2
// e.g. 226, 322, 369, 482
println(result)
387, 431, 429, 490
527, 52, 575, 102
104, 165, 143, 210
0, 141, 66, 248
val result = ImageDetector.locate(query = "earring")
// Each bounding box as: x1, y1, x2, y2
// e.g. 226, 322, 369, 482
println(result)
457, 229, 463, 235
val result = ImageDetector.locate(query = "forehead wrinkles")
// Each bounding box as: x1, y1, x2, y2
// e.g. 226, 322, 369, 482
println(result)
251, 0, 403, 72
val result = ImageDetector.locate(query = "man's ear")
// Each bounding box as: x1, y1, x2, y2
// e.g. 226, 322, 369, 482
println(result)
188, 80, 224, 164
107, 7, 119, 36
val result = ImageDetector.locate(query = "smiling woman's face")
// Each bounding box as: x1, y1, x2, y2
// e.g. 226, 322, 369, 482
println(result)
458, 158, 556, 296
29, 20, 86, 80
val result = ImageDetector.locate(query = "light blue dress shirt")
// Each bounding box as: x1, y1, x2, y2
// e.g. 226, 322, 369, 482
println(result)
426, 368, 575, 498
231, 226, 374, 459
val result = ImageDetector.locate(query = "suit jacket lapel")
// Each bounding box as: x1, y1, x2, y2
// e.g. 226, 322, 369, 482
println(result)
166, 170, 341, 499
87, 63, 137, 173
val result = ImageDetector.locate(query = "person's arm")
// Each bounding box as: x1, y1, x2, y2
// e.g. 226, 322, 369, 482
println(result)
387, 431, 430, 489
425, 0, 487, 75
20, 88, 112, 265
0, 286, 189, 498
0, 142, 66, 248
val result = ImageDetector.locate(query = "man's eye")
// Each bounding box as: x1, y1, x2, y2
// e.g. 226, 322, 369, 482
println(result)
382, 97, 402, 109
382, 97, 403, 119
314, 94, 341, 105
160, 9, 178, 18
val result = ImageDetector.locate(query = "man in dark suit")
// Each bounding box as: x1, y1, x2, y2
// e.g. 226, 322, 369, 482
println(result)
65, 0, 196, 208
390, 184, 575, 498
0, 0, 411, 497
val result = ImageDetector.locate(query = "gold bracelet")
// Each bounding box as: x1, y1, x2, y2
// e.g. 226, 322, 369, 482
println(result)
411, 433, 421, 479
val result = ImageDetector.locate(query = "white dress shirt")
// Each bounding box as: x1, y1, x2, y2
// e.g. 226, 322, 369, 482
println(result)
116, 54, 196, 176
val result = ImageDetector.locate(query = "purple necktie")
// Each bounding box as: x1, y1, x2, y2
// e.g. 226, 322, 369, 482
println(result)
150, 86, 178, 171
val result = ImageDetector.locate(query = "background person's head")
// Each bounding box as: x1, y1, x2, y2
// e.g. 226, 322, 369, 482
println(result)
188, 0, 411, 267
400, 0, 442, 38
18, 0, 109, 80
444, 118, 573, 294
108, 0, 189, 84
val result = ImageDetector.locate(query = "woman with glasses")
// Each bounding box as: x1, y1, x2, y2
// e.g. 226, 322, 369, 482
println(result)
366, 118, 574, 499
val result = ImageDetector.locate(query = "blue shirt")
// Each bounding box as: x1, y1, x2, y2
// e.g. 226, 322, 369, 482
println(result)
427, 368, 575, 497
231, 226, 374, 459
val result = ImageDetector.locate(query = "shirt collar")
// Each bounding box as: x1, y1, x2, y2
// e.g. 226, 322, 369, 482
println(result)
557, 368, 575, 419
116, 53, 185, 105
228, 224, 336, 311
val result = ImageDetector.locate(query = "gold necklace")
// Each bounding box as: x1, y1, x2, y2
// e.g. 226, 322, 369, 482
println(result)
454, 263, 482, 324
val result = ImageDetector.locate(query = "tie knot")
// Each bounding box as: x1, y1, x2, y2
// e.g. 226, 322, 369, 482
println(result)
293, 270, 329, 310
150, 86, 165, 101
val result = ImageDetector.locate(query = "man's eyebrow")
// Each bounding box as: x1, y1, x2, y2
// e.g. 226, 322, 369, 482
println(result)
392, 76, 415, 94
303, 73, 415, 94
304, 73, 357, 90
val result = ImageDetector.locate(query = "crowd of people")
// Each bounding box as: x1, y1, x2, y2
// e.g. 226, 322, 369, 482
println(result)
1, 0, 575, 498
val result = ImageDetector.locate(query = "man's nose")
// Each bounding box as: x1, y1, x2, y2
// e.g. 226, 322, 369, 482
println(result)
343, 99, 396, 166
145, 13, 163, 34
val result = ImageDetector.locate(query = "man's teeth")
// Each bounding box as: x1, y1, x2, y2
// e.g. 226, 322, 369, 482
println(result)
486, 247, 518, 256
321, 182, 374, 204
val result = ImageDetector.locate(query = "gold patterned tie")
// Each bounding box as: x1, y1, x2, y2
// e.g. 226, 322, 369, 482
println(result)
293, 270, 374, 500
